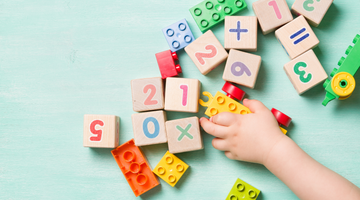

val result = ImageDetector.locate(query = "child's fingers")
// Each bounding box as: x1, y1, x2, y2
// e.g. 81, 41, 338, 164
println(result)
243, 99, 268, 113
212, 138, 229, 151
224, 151, 236, 160
210, 112, 238, 126
200, 117, 228, 138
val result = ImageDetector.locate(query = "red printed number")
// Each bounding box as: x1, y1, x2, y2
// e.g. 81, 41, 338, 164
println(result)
90, 120, 104, 141
143, 84, 158, 105
180, 84, 188, 106
195, 44, 217, 65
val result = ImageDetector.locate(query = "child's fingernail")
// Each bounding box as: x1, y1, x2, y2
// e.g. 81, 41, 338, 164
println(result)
209, 117, 213, 122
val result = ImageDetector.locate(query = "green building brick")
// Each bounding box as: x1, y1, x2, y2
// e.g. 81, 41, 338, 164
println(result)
226, 178, 260, 200
189, 0, 247, 33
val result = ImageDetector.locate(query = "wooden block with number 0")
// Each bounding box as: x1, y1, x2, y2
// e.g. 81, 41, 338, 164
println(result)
131, 77, 164, 112
284, 49, 327, 94
252, 0, 293, 35
292, 0, 333, 27
184, 30, 228, 75
164, 78, 200, 113
83, 115, 120, 148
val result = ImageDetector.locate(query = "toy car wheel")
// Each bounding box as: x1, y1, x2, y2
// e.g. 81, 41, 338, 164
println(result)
222, 82, 245, 101
331, 72, 355, 97
271, 108, 292, 127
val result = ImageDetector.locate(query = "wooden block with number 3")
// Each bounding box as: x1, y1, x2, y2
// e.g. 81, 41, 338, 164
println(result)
166, 116, 203, 154
164, 77, 200, 113
292, 0, 333, 27
83, 115, 120, 148
284, 49, 327, 94
223, 49, 261, 89
131, 77, 164, 112
184, 30, 228, 75
252, 0, 293, 35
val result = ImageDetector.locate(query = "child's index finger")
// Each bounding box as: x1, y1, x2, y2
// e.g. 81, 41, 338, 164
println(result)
199, 117, 229, 139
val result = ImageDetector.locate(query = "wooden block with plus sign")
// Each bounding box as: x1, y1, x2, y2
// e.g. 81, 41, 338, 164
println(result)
184, 30, 228, 75
223, 49, 261, 89
131, 77, 164, 112
132, 110, 167, 146
252, 0, 293, 35
292, 0, 333, 27
164, 78, 200, 113
83, 115, 120, 148
284, 49, 328, 94
166, 116, 203, 154
224, 16, 258, 51
275, 15, 319, 59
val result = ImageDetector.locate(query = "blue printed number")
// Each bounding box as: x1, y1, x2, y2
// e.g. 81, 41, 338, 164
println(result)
294, 62, 312, 83
142, 117, 160, 139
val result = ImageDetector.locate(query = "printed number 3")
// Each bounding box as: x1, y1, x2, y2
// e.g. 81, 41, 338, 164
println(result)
303, 0, 320, 12
294, 62, 312, 83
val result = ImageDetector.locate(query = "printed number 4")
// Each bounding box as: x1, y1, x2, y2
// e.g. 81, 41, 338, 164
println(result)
294, 62, 312, 83
303, 0, 321, 12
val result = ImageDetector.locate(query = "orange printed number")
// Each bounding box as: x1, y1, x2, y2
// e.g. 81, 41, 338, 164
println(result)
90, 120, 104, 141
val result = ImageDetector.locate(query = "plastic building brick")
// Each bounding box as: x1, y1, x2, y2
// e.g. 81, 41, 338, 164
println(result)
162, 19, 195, 52
155, 50, 182, 79
152, 151, 189, 187
189, 0, 247, 33
322, 34, 360, 106
271, 108, 292, 134
111, 139, 159, 197
226, 178, 261, 200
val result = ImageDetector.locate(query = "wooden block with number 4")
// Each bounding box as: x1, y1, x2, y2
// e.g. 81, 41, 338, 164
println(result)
83, 115, 120, 148
131, 77, 164, 112
223, 49, 261, 89
292, 0, 333, 27
284, 49, 327, 94
164, 78, 200, 113
166, 116, 203, 154
224, 16, 258, 51
132, 110, 167, 146
184, 30, 228, 75
252, 0, 293, 35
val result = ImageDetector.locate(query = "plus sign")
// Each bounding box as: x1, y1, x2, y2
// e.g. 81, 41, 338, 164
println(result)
229, 21, 248, 41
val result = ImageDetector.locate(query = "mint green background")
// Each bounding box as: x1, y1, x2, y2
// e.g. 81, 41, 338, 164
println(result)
1, 0, 360, 199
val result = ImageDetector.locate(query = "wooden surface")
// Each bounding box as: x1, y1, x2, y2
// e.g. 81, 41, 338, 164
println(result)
224, 16, 258, 51
1, 0, 360, 199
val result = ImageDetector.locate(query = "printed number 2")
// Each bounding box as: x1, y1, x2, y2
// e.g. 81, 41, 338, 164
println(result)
180, 84, 188, 106
303, 0, 320, 12
195, 44, 217, 65
294, 62, 312, 83
143, 84, 158, 105
90, 120, 104, 141
268, 0, 282, 19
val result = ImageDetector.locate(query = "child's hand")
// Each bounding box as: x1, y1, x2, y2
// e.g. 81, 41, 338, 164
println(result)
199, 99, 286, 165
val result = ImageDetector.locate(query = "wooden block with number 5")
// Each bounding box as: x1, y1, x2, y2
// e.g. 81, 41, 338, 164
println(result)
132, 110, 167, 146
83, 115, 120, 148
164, 78, 200, 113
284, 49, 327, 94
131, 77, 164, 112
184, 30, 228, 75
292, 0, 333, 27
223, 49, 261, 89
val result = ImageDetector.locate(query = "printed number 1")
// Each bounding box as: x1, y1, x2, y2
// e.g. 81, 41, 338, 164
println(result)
180, 84, 188, 106
90, 120, 104, 141
268, 0, 282, 19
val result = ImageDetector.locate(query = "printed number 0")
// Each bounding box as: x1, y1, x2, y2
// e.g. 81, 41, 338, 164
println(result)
143, 117, 160, 139
180, 85, 188, 106
268, 0, 282, 19
294, 62, 312, 83
195, 44, 217, 65
90, 120, 104, 141
143, 84, 158, 105
303, 0, 321, 12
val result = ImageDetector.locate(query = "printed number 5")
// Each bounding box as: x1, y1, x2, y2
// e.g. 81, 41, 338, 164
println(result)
303, 0, 320, 12
90, 120, 104, 141
294, 62, 312, 83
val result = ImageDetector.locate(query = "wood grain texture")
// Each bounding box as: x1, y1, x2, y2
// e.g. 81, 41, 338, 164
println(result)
1, 0, 360, 199
131, 77, 164, 112
292, 0, 334, 27
224, 16, 258, 51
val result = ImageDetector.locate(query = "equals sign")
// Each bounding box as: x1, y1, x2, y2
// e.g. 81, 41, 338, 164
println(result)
290, 28, 310, 45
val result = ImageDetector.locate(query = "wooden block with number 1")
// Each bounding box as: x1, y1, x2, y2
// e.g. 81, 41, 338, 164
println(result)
184, 30, 228, 75
83, 115, 120, 148
292, 0, 333, 27
131, 77, 164, 112
224, 16, 258, 51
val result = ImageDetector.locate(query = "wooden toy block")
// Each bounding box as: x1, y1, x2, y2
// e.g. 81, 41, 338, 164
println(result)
275, 15, 319, 59
184, 30, 228, 75
166, 116, 203, 154
111, 139, 159, 197
152, 151, 189, 187
224, 16, 258, 51
292, 0, 333, 27
284, 49, 327, 94
252, 0, 293, 35
164, 77, 200, 113
131, 77, 164, 112
132, 110, 167, 146
226, 178, 261, 200
83, 115, 120, 148
223, 49, 262, 89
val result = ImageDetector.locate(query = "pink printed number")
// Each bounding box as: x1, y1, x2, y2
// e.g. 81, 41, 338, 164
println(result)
268, 0, 282, 19
89, 120, 104, 141
143, 84, 158, 105
195, 44, 217, 65
179, 84, 188, 106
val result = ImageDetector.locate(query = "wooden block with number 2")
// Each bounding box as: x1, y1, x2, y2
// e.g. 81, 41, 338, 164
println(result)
184, 30, 228, 75
131, 77, 164, 112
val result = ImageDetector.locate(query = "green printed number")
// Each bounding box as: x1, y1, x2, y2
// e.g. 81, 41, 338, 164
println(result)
294, 62, 312, 83
303, 0, 320, 12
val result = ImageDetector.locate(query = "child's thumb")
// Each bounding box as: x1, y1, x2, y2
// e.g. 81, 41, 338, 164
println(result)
243, 99, 267, 113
